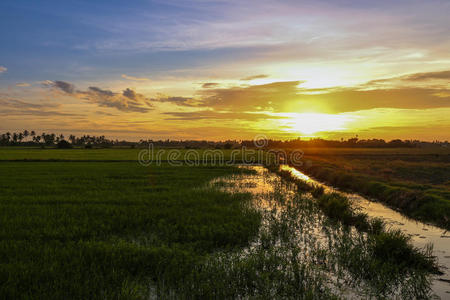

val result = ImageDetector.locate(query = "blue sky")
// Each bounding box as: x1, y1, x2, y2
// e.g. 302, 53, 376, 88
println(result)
1, 0, 449, 140
2, 0, 449, 84
1, 0, 253, 83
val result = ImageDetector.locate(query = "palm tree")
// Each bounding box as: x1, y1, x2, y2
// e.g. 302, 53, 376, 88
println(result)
12, 133, 18, 143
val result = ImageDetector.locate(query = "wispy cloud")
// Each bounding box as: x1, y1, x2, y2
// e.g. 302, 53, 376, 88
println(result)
16, 82, 31, 87
366, 70, 450, 89
0, 66, 7, 74
402, 70, 450, 81
121, 74, 149, 81
240, 74, 269, 81
50, 80, 75, 94
0, 98, 45, 109
201, 82, 219, 88
0, 97, 77, 116
45, 80, 153, 113
152, 95, 199, 107
71, 0, 450, 75
82, 86, 153, 113
197, 81, 300, 111
163, 110, 286, 121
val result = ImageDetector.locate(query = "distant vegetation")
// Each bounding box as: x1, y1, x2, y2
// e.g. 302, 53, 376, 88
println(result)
1, 130, 448, 148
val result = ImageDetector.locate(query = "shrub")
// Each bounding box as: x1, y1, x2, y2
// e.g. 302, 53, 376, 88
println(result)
317, 193, 353, 222
311, 185, 324, 198
57, 140, 73, 149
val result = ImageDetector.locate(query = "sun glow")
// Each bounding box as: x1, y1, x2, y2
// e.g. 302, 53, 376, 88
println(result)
277, 112, 355, 135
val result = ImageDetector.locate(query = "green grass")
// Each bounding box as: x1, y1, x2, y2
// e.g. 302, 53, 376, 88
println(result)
0, 147, 258, 162
0, 147, 143, 160
0, 161, 261, 299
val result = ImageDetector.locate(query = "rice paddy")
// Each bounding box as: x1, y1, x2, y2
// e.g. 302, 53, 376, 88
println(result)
0, 148, 448, 299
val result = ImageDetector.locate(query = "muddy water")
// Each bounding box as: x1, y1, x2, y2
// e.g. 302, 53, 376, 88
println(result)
280, 165, 450, 299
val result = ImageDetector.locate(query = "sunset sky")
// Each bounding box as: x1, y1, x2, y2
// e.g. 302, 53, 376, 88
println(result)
1, 0, 449, 141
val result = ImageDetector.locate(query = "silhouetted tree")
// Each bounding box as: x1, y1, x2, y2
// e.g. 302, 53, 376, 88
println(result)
57, 140, 72, 149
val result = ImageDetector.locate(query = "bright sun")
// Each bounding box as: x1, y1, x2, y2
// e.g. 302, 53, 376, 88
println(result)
277, 112, 355, 135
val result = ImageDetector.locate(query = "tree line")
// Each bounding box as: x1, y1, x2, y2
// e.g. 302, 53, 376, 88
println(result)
0, 130, 448, 148
0, 131, 120, 147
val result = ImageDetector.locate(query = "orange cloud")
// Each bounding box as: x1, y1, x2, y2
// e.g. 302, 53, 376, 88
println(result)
201, 82, 219, 88
192, 71, 450, 113
163, 110, 287, 121
240, 74, 269, 81
0, 97, 77, 117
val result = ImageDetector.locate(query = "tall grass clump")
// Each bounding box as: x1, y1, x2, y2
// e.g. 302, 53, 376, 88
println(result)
316, 192, 439, 275
331, 230, 435, 298
267, 165, 440, 278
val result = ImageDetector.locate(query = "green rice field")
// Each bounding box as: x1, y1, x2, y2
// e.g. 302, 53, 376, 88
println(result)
0, 147, 447, 299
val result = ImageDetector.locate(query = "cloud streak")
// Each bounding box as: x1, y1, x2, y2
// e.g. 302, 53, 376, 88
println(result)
368, 70, 450, 86
152, 95, 199, 107
201, 82, 219, 88
121, 74, 149, 81
51, 80, 75, 94
402, 70, 450, 81
0, 97, 77, 117
163, 110, 287, 121
240, 74, 269, 81
46, 81, 153, 113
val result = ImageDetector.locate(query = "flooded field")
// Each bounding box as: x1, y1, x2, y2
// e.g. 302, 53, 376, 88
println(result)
209, 165, 450, 299
280, 165, 450, 299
